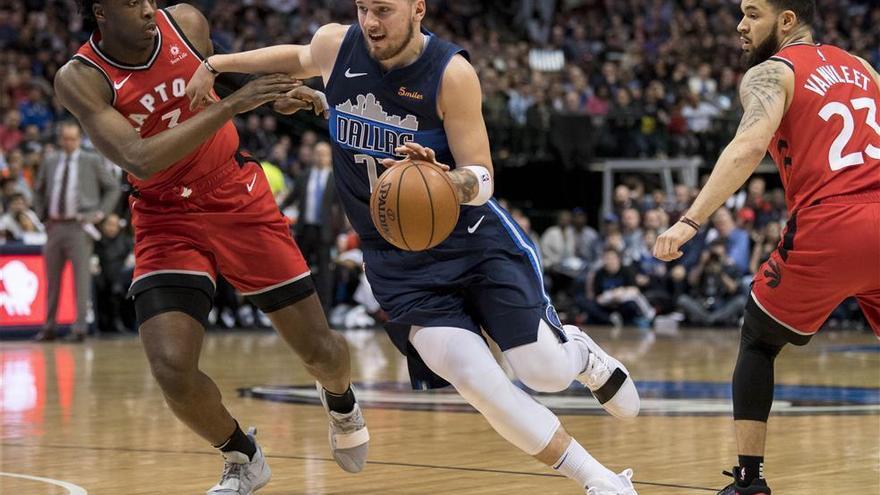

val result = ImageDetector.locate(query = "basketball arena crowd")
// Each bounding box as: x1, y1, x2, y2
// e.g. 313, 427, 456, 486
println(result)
1, 0, 876, 334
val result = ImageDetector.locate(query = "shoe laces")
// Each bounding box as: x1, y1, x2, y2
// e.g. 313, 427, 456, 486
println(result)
582, 350, 612, 390
328, 405, 365, 434
217, 459, 245, 488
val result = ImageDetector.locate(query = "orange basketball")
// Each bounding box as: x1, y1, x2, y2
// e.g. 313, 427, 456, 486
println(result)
369, 161, 460, 251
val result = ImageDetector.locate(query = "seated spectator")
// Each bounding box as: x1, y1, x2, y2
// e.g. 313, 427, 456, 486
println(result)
541, 210, 584, 298
620, 207, 644, 266
676, 240, 747, 327
705, 207, 751, 273
93, 214, 135, 333
1, 192, 45, 243
577, 248, 655, 328
572, 208, 602, 269
749, 221, 783, 275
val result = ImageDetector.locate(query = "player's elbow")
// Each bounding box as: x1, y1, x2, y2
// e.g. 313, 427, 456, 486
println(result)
120, 151, 152, 181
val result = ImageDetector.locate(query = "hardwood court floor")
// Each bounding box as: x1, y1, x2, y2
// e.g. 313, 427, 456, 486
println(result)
0, 327, 877, 494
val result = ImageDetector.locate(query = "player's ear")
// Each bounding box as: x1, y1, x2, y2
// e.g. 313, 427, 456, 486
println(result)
412, 0, 425, 23
778, 9, 798, 34
93, 2, 106, 23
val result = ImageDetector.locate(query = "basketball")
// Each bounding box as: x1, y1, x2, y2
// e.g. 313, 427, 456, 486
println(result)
369, 161, 460, 251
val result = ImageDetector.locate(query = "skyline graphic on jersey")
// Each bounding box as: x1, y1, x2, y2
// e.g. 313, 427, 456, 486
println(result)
335, 93, 419, 131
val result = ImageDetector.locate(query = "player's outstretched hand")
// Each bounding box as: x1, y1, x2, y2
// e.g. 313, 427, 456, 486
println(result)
228, 74, 300, 114
653, 221, 697, 262
381, 142, 450, 170
186, 61, 218, 111
273, 86, 329, 118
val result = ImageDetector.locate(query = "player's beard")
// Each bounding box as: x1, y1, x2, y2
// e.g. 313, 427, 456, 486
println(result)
743, 23, 780, 68
372, 21, 415, 61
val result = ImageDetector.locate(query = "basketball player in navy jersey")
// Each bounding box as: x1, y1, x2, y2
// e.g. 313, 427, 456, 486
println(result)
188, 1, 639, 493
55, 2, 369, 493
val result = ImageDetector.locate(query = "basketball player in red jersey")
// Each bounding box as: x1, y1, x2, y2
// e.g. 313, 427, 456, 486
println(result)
654, 1, 879, 493
54, 2, 369, 493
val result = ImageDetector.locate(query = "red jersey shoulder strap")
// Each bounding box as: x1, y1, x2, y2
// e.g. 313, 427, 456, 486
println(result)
156, 8, 207, 62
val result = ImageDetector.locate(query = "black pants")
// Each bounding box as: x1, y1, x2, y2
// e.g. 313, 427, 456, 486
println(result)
296, 224, 332, 312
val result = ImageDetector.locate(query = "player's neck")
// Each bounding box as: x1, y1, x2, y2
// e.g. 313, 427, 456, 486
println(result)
97, 31, 157, 66
377, 32, 428, 72
777, 27, 814, 51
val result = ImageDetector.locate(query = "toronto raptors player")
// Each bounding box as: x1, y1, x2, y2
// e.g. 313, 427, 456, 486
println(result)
54, 2, 369, 493
654, 1, 879, 494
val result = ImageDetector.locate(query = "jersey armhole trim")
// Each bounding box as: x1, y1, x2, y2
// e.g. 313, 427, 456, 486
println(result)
769, 56, 794, 71
71, 54, 117, 106
325, 24, 359, 92
433, 47, 470, 122
159, 9, 206, 61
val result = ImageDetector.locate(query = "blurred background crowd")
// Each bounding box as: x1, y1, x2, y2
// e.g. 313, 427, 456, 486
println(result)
1, 0, 876, 335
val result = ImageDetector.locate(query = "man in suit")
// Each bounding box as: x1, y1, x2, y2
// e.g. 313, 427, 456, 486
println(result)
33, 121, 120, 341
281, 141, 342, 313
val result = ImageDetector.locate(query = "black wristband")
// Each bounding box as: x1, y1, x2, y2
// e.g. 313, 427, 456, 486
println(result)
203, 57, 220, 75
679, 216, 701, 231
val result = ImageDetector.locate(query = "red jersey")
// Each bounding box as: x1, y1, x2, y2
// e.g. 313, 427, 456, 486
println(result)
72, 9, 238, 192
768, 44, 880, 213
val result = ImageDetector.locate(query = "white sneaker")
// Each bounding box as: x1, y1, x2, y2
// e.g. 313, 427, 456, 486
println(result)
207, 427, 271, 494
586, 469, 638, 495
317, 383, 370, 473
565, 325, 640, 418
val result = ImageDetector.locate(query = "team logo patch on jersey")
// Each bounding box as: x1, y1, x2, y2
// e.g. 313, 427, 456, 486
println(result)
334, 93, 418, 156
398, 87, 424, 100
240, 381, 880, 416
169, 43, 188, 64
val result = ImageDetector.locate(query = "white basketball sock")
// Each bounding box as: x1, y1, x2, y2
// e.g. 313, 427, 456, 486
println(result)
553, 438, 619, 490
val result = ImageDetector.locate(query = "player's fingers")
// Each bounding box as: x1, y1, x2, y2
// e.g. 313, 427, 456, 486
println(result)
425, 147, 436, 162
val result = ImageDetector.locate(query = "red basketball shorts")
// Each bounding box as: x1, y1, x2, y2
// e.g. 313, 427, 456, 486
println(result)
127, 154, 312, 312
751, 196, 880, 337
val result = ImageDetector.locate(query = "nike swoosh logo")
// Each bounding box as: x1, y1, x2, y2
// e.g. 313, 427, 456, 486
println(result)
467, 215, 485, 234
246, 173, 257, 192
345, 68, 368, 78
113, 74, 132, 90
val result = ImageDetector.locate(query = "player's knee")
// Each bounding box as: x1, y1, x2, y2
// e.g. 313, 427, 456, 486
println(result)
148, 351, 197, 396
512, 358, 572, 393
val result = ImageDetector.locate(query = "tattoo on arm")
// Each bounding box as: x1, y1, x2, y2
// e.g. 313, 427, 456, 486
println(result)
448, 168, 478, 204
736, 61, 787, 135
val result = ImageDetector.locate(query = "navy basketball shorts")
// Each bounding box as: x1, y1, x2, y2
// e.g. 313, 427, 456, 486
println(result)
363, 201, 566, 389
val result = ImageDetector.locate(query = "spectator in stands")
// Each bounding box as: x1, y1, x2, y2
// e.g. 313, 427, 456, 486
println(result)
676, 240, 747, 327
705, 207, 750, 273
579, 248, 654, 328
0, 109, 23, 153
93, 213, 134, 333
572, 208, 602, 269
620, 207, 644, 266
0, 192, 44, 243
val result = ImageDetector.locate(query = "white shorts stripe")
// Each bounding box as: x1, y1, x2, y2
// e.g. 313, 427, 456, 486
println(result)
750, 291, 811, 335
241, 272, 311, 296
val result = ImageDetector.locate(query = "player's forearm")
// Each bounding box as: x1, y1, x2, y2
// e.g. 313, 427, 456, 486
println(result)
686, 139, 767, 224
209, 46, 316, 79
447, 168, 479, 204
125, 100, 237, 179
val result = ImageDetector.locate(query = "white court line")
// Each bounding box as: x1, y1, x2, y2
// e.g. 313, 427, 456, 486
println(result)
0, 472, 87, 494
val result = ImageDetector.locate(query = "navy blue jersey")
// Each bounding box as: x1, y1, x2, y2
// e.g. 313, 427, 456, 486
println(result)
325, 24, 467, 248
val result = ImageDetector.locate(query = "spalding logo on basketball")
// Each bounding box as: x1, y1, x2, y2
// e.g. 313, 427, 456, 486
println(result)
369, 161, 459, 251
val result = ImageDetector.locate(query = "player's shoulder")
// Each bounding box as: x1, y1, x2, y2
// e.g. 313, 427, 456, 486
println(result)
164, 3, 208, 26
740, 59, 793, 91
313, 23, 350, 46
440, 54, 479, 93
55, 59, 112, 108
